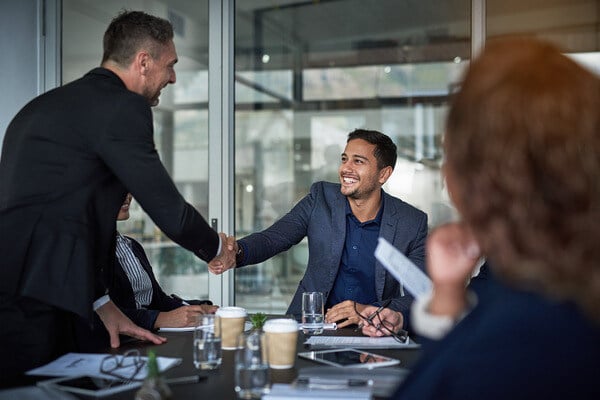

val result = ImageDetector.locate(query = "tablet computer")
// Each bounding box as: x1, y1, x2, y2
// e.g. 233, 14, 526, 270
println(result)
298, 348, 400, 369
37, 375, 142, 397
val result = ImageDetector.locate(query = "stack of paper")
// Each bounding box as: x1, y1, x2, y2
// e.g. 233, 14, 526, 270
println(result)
304, 335, 420, 349
26, 352, 181, 381
263, 383, 372, 399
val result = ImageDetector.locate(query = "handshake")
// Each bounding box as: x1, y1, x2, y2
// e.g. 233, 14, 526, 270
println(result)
208, 232, 239, 275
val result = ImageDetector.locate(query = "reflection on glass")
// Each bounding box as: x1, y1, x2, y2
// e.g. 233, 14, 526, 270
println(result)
234, 0, 470, 314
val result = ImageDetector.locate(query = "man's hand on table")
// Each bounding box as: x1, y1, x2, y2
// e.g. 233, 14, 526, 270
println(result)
360, 307, 404, 337
96, 300, 167, 348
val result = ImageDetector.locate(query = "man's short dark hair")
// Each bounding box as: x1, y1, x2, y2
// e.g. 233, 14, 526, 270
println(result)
102, 10, 174, 66
347, 129, 397, 170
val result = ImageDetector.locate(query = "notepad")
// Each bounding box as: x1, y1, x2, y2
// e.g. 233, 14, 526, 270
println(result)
26, 353, 181, 381
263, 383, 372, 399
299, 322, 337, 331
304, 335, 420, 349
159, 321, 254, 332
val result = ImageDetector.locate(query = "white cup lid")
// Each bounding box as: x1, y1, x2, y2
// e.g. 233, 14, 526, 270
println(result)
215, 306, 247, 318
263, 318, 298, 333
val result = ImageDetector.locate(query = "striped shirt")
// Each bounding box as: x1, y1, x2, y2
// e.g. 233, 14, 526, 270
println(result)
115, 233, 153, 309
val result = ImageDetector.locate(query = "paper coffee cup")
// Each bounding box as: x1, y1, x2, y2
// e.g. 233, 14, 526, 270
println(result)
263, 318, 298, 369
216, 307, 247, 349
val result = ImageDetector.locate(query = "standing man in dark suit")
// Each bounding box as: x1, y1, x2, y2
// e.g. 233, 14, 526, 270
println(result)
0, 10, 235, 386
210, 129, 428, 332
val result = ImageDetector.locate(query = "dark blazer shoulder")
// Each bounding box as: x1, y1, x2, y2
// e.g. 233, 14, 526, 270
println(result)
382, 190, 427, 220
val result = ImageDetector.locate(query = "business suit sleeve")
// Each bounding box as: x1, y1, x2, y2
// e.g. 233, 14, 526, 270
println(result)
237, 187, 316, 266
95, 97, 219, 262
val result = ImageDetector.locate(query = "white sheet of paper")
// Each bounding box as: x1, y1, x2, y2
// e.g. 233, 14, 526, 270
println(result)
26, 352, 181, 380
304, 335, 420, 349
375, 237, 432, 299
299, 322, 337, 331
159, 321, 254, 333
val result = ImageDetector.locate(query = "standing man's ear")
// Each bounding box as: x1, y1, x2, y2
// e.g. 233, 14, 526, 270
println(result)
135, 51, 152, 75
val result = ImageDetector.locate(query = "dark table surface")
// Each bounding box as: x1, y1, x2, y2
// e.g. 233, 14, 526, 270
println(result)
109, 323, 422, 399
1, 321, 421, 399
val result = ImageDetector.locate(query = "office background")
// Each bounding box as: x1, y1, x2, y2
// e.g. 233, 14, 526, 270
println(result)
1, 0, 599, 313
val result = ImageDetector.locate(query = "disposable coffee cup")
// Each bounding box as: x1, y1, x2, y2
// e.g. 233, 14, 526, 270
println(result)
215, 306, 247, 349
263, 318, 298, 369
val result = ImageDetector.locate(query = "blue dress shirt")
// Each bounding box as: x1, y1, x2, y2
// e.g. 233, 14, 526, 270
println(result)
326, 196, 384, 308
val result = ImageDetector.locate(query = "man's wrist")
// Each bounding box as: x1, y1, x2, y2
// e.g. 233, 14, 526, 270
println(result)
235, 244, 244, 265
93, 295, 111, 311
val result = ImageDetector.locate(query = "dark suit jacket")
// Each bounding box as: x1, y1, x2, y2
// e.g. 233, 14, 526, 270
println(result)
238, 181, 428, 319
393, 275, 600, 399
0, 68, 218, 320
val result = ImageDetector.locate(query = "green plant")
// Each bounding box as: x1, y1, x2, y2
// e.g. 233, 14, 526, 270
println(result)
250, 312, 267, 330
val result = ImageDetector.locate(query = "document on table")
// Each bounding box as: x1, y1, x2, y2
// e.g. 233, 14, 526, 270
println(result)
375, 237, 432, 299
26, 352, 181, 380
264, 383, 372, 399
299, 322, 337, 331
304, 335, 420, 349
159, 321, 254, 332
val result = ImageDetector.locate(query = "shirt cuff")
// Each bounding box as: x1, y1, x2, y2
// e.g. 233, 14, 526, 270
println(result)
411, 291, 477, 340
212, 234, 223, 259
93, 295, 111, 311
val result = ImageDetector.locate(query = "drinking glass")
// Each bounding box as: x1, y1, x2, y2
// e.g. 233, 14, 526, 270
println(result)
302, 291, 324, 335
193, 314, 222, 370
234, 331, 270, 399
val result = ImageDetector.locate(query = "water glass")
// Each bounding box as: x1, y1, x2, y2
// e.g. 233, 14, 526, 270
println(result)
193, 314, 222, 370
302, 291, 324, 335
234, 331, 270, 399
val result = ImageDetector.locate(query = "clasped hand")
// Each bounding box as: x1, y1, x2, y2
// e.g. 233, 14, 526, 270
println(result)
207, 233, 237, 274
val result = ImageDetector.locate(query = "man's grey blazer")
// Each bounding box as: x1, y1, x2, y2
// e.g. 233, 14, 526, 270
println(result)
237, 181, 428, 321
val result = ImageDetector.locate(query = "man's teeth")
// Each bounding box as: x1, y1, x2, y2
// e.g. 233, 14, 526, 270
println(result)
343, 177, 357, 184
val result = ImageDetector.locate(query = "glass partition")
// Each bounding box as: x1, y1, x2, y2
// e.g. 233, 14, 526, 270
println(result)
60, 0, 599, 314
233, 0, 471, 313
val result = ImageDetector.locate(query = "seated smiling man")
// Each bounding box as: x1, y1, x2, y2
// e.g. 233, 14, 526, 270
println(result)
209, 129, 428, 334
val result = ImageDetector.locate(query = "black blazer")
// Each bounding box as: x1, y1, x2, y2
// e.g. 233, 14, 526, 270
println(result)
0, 68, 218, 319
108, 235, 211, 330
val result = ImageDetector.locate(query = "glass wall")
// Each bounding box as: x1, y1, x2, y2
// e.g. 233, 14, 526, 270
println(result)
60, 0, 600, 314
487, 0, 600, 73
233, 0, 471, 313
62, 0, 213, 301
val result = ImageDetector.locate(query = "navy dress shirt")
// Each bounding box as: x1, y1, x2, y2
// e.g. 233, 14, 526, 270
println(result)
326, 197, 384, 308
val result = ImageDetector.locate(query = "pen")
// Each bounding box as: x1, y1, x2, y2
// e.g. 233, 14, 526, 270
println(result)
171, 293, 190, 306
166, 375, 207, 385
365, 299, 392, 323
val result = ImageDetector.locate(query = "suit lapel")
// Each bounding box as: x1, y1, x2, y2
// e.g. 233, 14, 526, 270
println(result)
329, 189, 346, 281
376, 191, 400, 299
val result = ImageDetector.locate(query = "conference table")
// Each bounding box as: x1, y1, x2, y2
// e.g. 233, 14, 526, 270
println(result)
1, 319, 422, 400
104, 321, 422, 400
